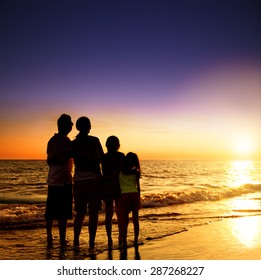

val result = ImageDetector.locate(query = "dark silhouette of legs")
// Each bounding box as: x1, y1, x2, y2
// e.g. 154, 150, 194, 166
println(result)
132, 211, 139, 244
73, 212, 85, 246
120, 211, 129, 248
105, 201, 113, 246
58, 219, 67, 245
46, 219, 68, 246
46, 219, 53, 246
89, 211, 99, 248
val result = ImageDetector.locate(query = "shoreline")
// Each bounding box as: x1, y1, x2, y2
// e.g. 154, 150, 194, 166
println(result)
95, 215, 261, 260
1, 215, 261, 260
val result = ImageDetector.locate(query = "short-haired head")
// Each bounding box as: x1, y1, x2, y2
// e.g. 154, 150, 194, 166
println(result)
76, 116, 91, 133
106, 136, 120, 152
57, 114, 73, 134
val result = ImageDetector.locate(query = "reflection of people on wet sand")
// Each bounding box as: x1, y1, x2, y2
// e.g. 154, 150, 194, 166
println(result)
45, 114, 74, 246
101, 136, 124, 247
120, 246, 141, 260
72, 116, 104, 249
105, 245, 141, 260
118, 152, 141, 249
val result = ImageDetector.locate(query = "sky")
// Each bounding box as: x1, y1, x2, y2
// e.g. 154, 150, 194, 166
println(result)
1, 0, 261, 160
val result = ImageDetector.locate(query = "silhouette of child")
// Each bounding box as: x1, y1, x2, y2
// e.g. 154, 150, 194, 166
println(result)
117, 152, 141, 248
101, 136, 124, 247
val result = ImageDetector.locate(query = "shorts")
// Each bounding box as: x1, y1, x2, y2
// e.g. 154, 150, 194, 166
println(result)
73, 179, 102, 214
103, 178, 121, 203
45, 184, 72, 220
117, 192, 140, 214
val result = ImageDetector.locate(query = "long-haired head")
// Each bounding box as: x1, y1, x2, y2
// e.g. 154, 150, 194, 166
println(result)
122, 152, 141, 177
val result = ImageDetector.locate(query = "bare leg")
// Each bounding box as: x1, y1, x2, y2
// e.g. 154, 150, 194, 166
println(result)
120, 212, 129, 248
105, 201, 113, 246
89, 211, 99, 248
58, 219, 67, 245
132, 211, 139, 245
115, 200, 124, 245
74, 212, 85, 246
46, 219, 53, 245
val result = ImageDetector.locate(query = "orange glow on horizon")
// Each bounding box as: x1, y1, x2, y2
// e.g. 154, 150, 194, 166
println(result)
1, 63, 260, 160
1, 127, 260, 160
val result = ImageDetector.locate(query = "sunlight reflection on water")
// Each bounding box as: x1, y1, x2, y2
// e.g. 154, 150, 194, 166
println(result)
227, 161, 261, 247
230, 216, 261, 248
228, 160, 255, 187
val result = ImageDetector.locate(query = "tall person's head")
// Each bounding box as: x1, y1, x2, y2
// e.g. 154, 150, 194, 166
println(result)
57, 114, 73, 135
76, 116, 91, 134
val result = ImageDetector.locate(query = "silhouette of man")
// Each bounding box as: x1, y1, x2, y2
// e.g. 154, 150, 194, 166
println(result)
45, 114, 73, 246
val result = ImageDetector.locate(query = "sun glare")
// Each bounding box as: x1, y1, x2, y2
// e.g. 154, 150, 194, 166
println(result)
230, 216, 260, 248
233, 137, 255, 158
228, 160, 254, 187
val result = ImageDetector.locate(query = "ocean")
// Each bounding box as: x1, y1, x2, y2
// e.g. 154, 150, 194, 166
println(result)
1, 159, 261, 260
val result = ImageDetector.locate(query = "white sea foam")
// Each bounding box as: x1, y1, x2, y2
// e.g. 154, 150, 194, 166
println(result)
0, 160, 261, 231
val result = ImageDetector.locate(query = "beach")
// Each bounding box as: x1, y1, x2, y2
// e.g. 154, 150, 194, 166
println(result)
1, 216, 261, 280
4, 213, 261, 260
1, 215, 261, 261
1, 160, 261, 261
96, 215, 261, 260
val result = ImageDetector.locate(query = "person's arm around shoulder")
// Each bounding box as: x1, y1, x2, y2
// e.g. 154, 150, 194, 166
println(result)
136, 177, 141, 209
136, 177, 140, 195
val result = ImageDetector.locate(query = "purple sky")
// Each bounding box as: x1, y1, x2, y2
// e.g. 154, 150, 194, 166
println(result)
1, 0, 261, 159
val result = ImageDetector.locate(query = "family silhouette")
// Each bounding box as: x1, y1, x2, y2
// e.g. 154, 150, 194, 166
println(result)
45, 114, 141, 257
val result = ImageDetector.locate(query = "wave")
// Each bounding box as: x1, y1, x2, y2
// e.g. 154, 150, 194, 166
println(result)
1, 183, 261, 230
0, 204, 46, 229
141, 183, 261, 208
0, 197, 46, 204
0, 182, 46, 187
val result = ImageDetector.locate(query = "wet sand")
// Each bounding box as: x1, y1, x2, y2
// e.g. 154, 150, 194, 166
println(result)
1, 216, 261, 260
96, 216, 261, 260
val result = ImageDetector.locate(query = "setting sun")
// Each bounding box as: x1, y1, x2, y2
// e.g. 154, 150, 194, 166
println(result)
233, 137, 255, 158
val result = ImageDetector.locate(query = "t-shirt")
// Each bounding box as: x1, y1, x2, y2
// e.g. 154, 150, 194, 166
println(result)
72, 134, 104, 182
101, 151, 125, 180
101, 151, 125, 199
47, 133, 73, 186
119, 172, 138, 194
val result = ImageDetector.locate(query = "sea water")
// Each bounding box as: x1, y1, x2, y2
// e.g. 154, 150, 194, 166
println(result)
0, 159, 261, 259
